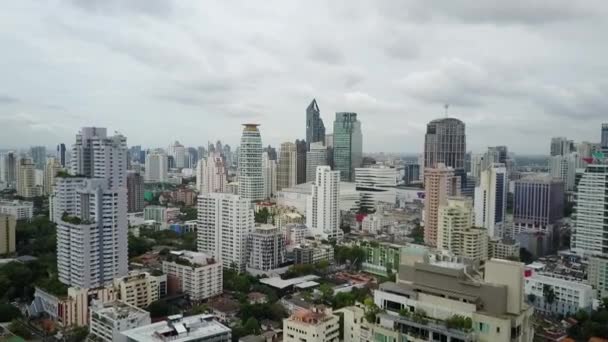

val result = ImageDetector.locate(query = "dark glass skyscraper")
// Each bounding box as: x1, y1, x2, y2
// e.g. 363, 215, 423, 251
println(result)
306, 99, 325, 150
333, 112, 362, 182
56, 143, 66, 167
602, 123, 608, 152
424, 118, 466, 170
295, 139, 307, 184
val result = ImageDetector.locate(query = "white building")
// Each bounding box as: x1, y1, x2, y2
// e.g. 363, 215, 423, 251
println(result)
197, 192, 254, 272
306, 142, 328, 183
549, 152, 584, 192
196, 152, 227, 194
277, 142, 298, 191
474, 163, 508, 238
145, 150, 168, 183
113, 271, 167, 308
572, 163, 608, 256
361, 214, 390, 234
247, 224, 285, 271
307, 166, 341, 240
162, 251, 222, 301
524, 270, 595, 316
121, 314, 231, 342
71, 127, 127, 188
262, 152, 277, 199
53, 177, 128, 288
168, 141, 186, 169
283, 307, 340, 342
589, 255, 608, 300
0, 200, 33, 220
89, 300, 151, 342
355, 166, 397, 211
238, 124, 264, 202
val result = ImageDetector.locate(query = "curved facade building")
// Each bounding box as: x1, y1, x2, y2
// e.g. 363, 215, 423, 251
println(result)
238, 124, 264, 202
424, 118, 466, 170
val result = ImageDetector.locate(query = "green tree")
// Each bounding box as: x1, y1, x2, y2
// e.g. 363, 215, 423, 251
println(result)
243, 317, 261, 335
408, 226, 424, 244
146, 300, 180, 318
0, 302, 22, 322
254, 208, 270, 224
8, 320, 32, 340
66, 326, 90, 342
319, 284, 334, 303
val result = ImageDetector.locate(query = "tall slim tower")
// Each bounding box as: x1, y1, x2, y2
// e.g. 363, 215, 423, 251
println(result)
145, 150, 168, 183
127, 171, 144, 213
277, 142, 297, 191
295, 139, 307, 184
30, 146, 47, 170
424, 118, 466, 170
306, 99, 325, 150
572, 162, 608, 255
196, 152, 227, 194
238, 124, 264, 202
262, 152, 277, 199
423, 164, 460, 247
306, 166, 341, 240
333, 112, 362, 182
602, 124, 608, 153
56, 143, 67, 167
306, 142, 328, 182
0, 152, 18, 188
474, 163, 508, 238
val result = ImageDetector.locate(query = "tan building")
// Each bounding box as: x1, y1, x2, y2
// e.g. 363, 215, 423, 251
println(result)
17, 157, 42, 198
438, 197, 488, 262
162, 251, 222, 301
334, 305, 367, 342
43, 158, 62, 195
277, 142, 297, 191
424, 164, 459, 246
0, 214, 16, 255
283, 306, 340, 342
489, 238, 520, 260
113, 271, 167, 308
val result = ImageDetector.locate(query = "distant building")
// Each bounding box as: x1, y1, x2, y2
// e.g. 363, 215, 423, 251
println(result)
162, 251, 222, 301
239, 124, 264, 202
168, 141, 186, 169
437, 197, 488, 263
17, 157, 42, 198
196, 152, 227, 194
277, 142, 298, 191
121, 314, 231, 342
307, 166, 341, 240
424, 118, 466, 170
602, 123, 608, 152
355, 166, 397, 211
262, 152, 277, 199
296, 139, 307, 184
43, 158, 62, 195
333, 112, 362, 182
0, 214, 16, 255
89, 300, 151, 342
524, 269, 595, 316
360, 242, 400, 277
550, 137, 574, 156
306, 142, 328, 183
247, 224, 285, 271
30, 146, 47, 170
283, 307, 339, 342
127, 171, 144, 213
474, 163, 507, 239
306, 99, 326, 150
489, 238, 520, 260
294, 243, 334, 265
113, 271, 167, 308
0, 152, 18, 188
402, 163, 420, 186
0, 200, 33, 220
145, 150, 168, 183
549, 153, 583, 192
512, 174, 564, 237
56, 143, 67, 167
571, 163, 608, 255
143, 206, 180, 225
423, 164, 460, 247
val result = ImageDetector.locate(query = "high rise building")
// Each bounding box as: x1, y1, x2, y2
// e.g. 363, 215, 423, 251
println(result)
264, 145, 278, 161
474, 163, 508, 238
56, 143, 67, 167
185, 147, 198, 169
53, 177, 128, 288
43, 158, 62, 195
575, 141, 595, 159
424, 118, 466, 170
168, 141, 186, 169
571, 163, 608, 255
71, 127, 128, 188
161, 251, 222, 301
602, 123, 608, 152
196, 152, 227, 194
30, 146, 47, 170
262, 152, 277, 199
402, 163, 420, 186
437, 197, 488, 263
144, 150, 168, 183
512, 175, 564, 236
197, 192, 254, 272
306, 166, 341, 240
127, 171, 145, 213
0, 152, 17, 188
325, 134, 334, 169
17, 157, 42, 198
306, 99, 326, 150
550, 137, 574, 156
355, 166, 397, 211
423, 164, 460, 246
296, 139, 307, 184
247, 224, 285, 271
333, 112, 362, 182
0, 214, 16, 255
306, 142, 328, 182
238, 124, 264, 202
487, 146, 508, 164
277, 142, 297, 191
549, 153, 584, 192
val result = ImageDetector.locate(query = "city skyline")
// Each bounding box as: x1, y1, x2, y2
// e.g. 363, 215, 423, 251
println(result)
1, 2, 607, 153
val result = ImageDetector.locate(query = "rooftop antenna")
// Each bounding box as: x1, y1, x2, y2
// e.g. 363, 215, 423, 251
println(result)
444, 104, 449, 118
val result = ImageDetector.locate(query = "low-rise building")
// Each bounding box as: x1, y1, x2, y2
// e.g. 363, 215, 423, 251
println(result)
113, 271, 167, 308
589, 255, 608, 300
361, 214, 390, 234
162, 250, 222, 301
524, 270, 595, 316
121, 314, 232, 342
294, 243, 334, 265
0, 200, 34, 220
489, 238, 520, 260
248, 224, 286, 271
360, 241, 401, 277
283, 306, 340, 342
333, 305, 366, 342
285, 223, 309, 248
143, 206, 180, 225
89, 300, 151, 342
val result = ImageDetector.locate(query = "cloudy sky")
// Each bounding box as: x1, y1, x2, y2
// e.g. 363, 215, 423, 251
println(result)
1, 1, 607, 154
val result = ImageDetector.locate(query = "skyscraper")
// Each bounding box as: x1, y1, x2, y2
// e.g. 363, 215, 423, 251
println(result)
30, 146, 47, 170
306, 166, 341, 240
550, 137, 574, 156
474, 163, 508, 238
295, 139, 307, 184
512, 174, 564, 237
306, 99, 325, 150
71, 127, 128, 188
197, 192, 254, 272
43, 158, 62, 195
423, 164, 460, 246
277, 142, 297, 191
168, 141, 186, 169
247, 225, 285, 271
145, 151, 168, 183
238, 124, 264, 202
602, 124, 608, 153
0, 214, 16, 255
333, 112, 362, 182
571, 162, 608, 255
403, 163, 420, 186
16, 157, 42, 198
127, 171, 145, 213
56, 143, 67, 167
0, 152, 17, 188
306, 142, 328, 182
437, 197, 488, 263
424, 118, 466, 170
262, 152, 277, 199
355, 166, 397, 211
196, 152, 227, 194
549, 153, 584, 192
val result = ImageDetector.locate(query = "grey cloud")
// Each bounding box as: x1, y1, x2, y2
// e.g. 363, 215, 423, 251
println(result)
308, 44, 345, 65
0, 95, 18, 104
69, 0, 173, 17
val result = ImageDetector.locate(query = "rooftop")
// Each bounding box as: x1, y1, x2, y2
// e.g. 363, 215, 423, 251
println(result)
91, 300, 149, 321
121, 314, 231, 342
260, 274, 320, 290
167, 250, 217, 267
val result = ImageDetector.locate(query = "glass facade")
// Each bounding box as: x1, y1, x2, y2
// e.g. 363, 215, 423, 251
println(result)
333, 112, 362, 182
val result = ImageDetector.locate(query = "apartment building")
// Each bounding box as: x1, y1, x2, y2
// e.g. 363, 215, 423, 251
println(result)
283, 307, 340, 342
162, 251, 222, 301
89, 300, 151, 342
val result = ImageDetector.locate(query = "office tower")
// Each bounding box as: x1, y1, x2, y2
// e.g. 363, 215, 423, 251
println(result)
424, 118, 466, 170
306, 166, 341, 240
306, 99, 326, 150
197, 146, 207, 160
333, 112, 362, 182
487, 146, 508, 164
129, 145, 142, 163
196, 152, 227, 194
355, 166, 397, 211
238, 124, 264, 202
247, 224, 285, 271
185, 147, 198, 169
262, 152, 277, 199
30, 146, 47, 170
197, 192, 254, 272
325, 134, 334, 148
0, 152, 17, 188
306, 142, 328, 182
264, 145, 277, 161
571, 162, 608, 255
575, 141, 594, 159
474, 163, 508, 238
417, 154, 424, 181
513, 175, 564, 237
0, 214, 16, 255
423, 164, 460, 246
402, 163, 420, 185
53, 177, 128, 287
437, 197, 488, 263
277, 142, 297, 191
17, 157, 42, 198
550, 137, 574, 156
602, 124, 608, 152
43, 158, 62, 195
167, 141, 186, 169
296, 139, 307, 184
144, 150, 168, 183
127, 171, 144, 213
325, 134, 334, 169
71, 127, 128, 188
167, 155, 175, 169
56, 143, 67, 167
549, 153, 583, 192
